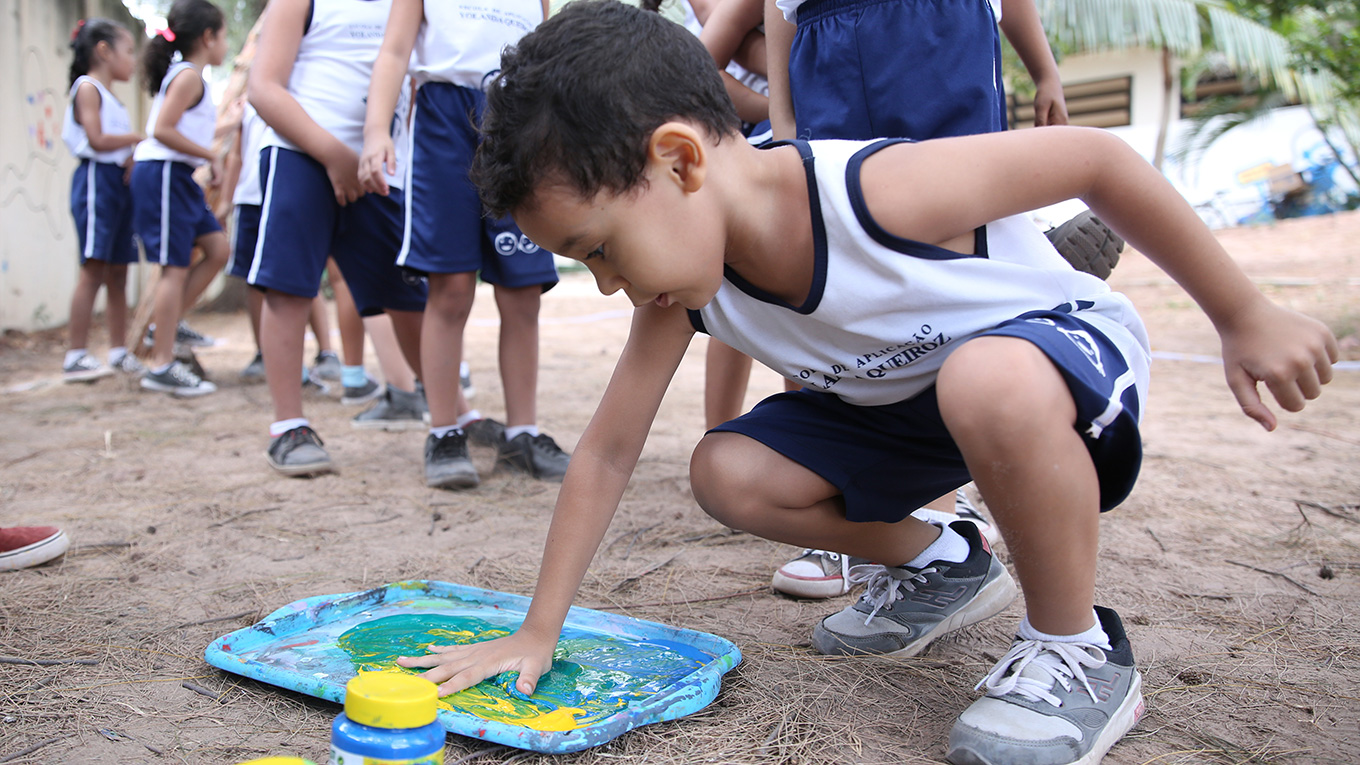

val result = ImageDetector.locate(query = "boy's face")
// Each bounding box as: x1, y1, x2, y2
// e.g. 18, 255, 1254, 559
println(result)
515, 131, 727, 311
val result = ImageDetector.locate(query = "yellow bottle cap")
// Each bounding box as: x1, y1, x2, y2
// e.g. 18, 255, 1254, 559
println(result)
344, 672, 439, 729
235, 759, 316, 764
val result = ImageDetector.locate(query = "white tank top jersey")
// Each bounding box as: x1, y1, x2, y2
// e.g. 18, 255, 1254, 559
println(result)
232, 102, 268, 206
775, 0, 1001, 24
413, 1, 542, 88
260, 0, 410, 188
62, 76, 135, 164
693, 139, 1150, 408
134, 62, 217, 166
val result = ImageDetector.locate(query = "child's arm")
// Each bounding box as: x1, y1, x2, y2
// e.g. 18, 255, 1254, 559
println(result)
215, 109, 244, 223
359, 0, 422, 196
72, 82, 142, 152
699, 0, 769, 124
763, 0, 796, 140
153, 70, 222, 183
249, 0, 363, 205
397, 304, 696, 696
998, 0, 1067, 126
861, 127, 1338, 427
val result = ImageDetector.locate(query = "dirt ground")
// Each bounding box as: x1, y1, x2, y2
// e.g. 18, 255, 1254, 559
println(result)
2, 211, 1359, 765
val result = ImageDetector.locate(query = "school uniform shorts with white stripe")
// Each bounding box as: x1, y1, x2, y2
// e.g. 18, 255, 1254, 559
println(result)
70, 159, 137, 265
247, 146, 427, 315
711, 306, 1148, 522
130, 159, 222, 267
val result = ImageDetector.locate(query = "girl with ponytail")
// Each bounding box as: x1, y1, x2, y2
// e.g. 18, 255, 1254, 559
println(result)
130, 0, 229, 397
60, 18, 142, 381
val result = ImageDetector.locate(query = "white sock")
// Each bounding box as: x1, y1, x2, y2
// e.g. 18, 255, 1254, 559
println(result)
1018, 611, 1111, 650
108, 347, 127, 364
64, 349, 88, 367
456, 410, 482, 428
269, 418, 309, 437
903, 524, 970, 568
152, 361, 174, 374
429, 424, 462, 439
505, 424, 540, 440
460, 360, 470, 376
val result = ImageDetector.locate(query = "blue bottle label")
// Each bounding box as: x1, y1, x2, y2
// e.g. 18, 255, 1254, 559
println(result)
328, 746, 442, 765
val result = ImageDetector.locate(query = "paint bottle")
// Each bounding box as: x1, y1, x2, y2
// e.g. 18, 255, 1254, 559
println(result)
330, 673, 444, 765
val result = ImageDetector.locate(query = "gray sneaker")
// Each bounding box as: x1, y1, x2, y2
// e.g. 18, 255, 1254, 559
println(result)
946, 607, 1144, 765
265, 425, 334, 477
812, 522, 1017, 657
240, 351, 265, 382
1045, 210, 1123, 280
63, 352, 113, 383
351, 385, 426, 431
464, 417, 506, 448
311, 350, 342, 382
424, 431, 479, 489
111, 353, 145, 375
497, 431, 571, 481
141, 360, 217, 397
341, 376, 383, 406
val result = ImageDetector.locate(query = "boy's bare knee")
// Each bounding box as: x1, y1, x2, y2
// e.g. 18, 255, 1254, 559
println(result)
690, 434, 759, 528
938, 337, 1074, 440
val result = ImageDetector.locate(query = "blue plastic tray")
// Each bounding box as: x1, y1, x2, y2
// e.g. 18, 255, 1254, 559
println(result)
205, 580, 741, 753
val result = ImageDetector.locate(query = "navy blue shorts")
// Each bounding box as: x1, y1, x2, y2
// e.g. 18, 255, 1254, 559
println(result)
226, 203, 261, 281
790, 0, 1007, 140
712, 309, 1143, 521
248, 146, 427, 316
70, 160, 137, 265
398, 82, 558, 290
131, 160, 222, 267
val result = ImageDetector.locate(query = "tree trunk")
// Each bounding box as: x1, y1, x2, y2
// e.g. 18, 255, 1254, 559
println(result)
1153, 47, 1174, 171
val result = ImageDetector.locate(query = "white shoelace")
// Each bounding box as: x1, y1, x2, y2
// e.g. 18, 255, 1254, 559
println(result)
847, 563, 938, 625
977, 638, 1108, 707
168, 363, 202, 386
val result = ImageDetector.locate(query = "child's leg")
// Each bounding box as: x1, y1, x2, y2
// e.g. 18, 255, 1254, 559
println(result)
149, 266, 190, 368
309, 295, 334, 356
386, 309, 424, 381
492, 283, 540, 429
260, 291, 314, 422
936, 335, 1099, 635
67, 260, 105, 353
104, 264, 130, 350
422, 272, 477, 428
704, 339, 754, 430
182, 232, 230, 312
247, 286, 264, 348
328, 260, 365, 367
363, 312, 416, 392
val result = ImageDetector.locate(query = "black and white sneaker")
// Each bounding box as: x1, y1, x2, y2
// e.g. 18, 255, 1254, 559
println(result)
351, 385, 426, 431
141, 360, 217, 397
497, 432, 571, 481
63, 352, 113, 383
311, 350, 342, 382
266, 425, 334, 477
812, 522, 1017, 657
425, 430, 479, 489
145, 320, 215, 349
239, 351, 265, 382
341, 376, 383, 406
111, 353, 145, 374
946, 607, 1144, 765
464, 417, 507, 448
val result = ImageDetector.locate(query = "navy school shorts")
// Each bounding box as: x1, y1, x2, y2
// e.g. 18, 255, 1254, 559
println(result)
226, 203, 261, 281
711, 308, 1144, 522
790, 0, 1008, 141
398, 82, 558, 290
131, 159, 222, 267
71, 159, 137, 265
247, 146, 427, 316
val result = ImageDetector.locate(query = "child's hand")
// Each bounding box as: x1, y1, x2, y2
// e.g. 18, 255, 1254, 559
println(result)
358, 135, 395, 197
1219, 301, 1338, 431
325, 147, 364, 206
208, 155, 225, 188
396, 626, 558, 697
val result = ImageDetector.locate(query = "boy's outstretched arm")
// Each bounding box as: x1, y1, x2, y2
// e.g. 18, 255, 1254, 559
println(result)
861, 127, 1339, 429
398, 304, 696, 696
358, 0, 422, 196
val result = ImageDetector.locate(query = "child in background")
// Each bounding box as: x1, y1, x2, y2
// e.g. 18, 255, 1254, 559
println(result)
360, 0, 571, 490
248, 0, 429, 477
61, 18, 144, 382
397, 6, 1338, 764
130, 0, 229, 397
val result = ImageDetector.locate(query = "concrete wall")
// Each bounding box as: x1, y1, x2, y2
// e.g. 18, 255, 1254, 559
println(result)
1056, 48, 1172, 128
1, 0, 145, 332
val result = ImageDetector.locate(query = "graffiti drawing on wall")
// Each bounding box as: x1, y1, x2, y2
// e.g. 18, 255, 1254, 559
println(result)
1, 46, 72, 252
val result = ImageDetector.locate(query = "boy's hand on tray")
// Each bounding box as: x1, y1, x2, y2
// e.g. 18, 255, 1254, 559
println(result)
397, 625, 558, 697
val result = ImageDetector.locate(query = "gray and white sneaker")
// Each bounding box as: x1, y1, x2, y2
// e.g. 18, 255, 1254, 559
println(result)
812, 521, 1017, 657
311, 350, 342, 382
341, 376, 383, 406
63, 352, 113, 383
141, 360, 217, 397
772, 549, 870, 599
351, 385, 426, 431
425, 431, 479, 489
145, 320, 215, 348
240, 351, 266, 382
497, 432, 571, 481
912, 489, 1001, 546
266, 425, 334, 477
946, 606, 1144, 765
111, 353, 145, 374
301, 369, 331, 396
464, 417, 506, 448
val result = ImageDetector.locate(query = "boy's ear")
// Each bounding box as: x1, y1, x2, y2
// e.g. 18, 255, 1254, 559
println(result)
648, 122, 707, 194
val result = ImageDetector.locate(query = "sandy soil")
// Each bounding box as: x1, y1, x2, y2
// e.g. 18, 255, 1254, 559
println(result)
1, 212, 1358, 765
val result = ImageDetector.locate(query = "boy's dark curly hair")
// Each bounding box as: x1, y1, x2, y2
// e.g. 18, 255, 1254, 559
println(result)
471, 0, 741, 218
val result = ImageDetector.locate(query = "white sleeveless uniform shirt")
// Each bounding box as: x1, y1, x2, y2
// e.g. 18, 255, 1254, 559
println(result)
232, 102, 268, 206
133, 62, 216, 166
412, 2, 541, 88
693, 139, 1149, 407
260, 0, 410, 188
62, 76, 135, 164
